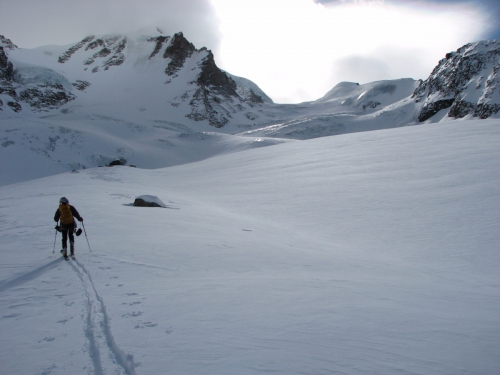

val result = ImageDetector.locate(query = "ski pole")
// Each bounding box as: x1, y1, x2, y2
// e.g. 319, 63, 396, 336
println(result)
53, 228, 58, 254
82, 222, 92, 252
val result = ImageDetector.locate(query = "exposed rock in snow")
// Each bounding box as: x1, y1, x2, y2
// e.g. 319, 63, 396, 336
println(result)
148, 36, 170, 60
72, 80, 91, 91
133, 195, 167, 208
18, 84, 75, 110
108, 158, 127, 166
58, 35, 95, 63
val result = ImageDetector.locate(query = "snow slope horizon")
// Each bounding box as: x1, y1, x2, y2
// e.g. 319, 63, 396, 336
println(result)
1, 119, 499, 374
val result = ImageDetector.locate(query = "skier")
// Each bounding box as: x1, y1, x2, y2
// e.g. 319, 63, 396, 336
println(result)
54, 197, 83, 259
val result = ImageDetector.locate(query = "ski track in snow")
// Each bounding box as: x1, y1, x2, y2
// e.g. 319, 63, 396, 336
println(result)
69, 258, 137, 375
0, 256, 137, 375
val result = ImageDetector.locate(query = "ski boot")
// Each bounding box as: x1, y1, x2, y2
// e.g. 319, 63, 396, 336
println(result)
61, 247, 68, 260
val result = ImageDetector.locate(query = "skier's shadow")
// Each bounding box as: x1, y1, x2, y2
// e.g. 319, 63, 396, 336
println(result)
0, 258, 62, 293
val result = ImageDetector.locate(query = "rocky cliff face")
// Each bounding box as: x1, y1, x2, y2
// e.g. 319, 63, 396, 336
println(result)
0, 36, 21, 112
413, 40, 500, 121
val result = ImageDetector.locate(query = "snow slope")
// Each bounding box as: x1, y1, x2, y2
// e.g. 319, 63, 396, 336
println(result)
1, 118, 499, 374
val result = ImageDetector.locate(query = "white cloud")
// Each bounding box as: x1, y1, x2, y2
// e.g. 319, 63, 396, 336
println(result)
0, 0, 220, 50
210, 0, 490, 103
0, 0, 491, 104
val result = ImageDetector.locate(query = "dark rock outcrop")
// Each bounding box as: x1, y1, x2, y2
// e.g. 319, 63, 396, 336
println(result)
133, 195, 166, 208
148, 36, 170, 59
0, 47, 14, 82
19, 83, 75, 110
133, 198, 162, 207
108, 158, 126, 166
448, 98, 500, 119
0, 35, 18, 50
0, 45, 21, 112
187, 87, 231, 128
417, 99, 455, 122
83, 36, 127, 71
362, 101, 381, 110
197, 51, 238, 95
72, 80, 91, 91
7, 101, 22, 112
59, 35, 126, 71
59, 35, 95, 63
164, 32, 196, 76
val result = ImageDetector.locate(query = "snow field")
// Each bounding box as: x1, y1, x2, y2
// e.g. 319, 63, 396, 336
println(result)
0, 119, 499, 374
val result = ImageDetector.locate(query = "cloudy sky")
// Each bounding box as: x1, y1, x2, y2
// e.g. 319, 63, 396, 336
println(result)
1, 0, 498, 103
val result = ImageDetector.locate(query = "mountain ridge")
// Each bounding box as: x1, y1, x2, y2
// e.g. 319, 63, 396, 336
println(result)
2, 32, 499, 124
1, 32, 499, 186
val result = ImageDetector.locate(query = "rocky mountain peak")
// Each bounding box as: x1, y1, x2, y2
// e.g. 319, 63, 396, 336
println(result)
197, 50, 238, 95
164, 32, 196, 76
0, 35, 18, 50
413, 39, 500, 121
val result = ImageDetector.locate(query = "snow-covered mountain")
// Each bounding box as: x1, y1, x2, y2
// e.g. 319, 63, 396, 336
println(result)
1, 30, 499, 185
0, 30, 269, 127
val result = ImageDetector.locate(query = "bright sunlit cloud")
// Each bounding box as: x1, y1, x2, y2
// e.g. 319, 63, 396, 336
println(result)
0, 0, 492, 104
210, 0, 490, 103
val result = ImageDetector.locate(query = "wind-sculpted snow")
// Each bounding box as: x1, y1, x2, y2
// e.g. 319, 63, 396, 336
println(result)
0, 120, 498, 374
